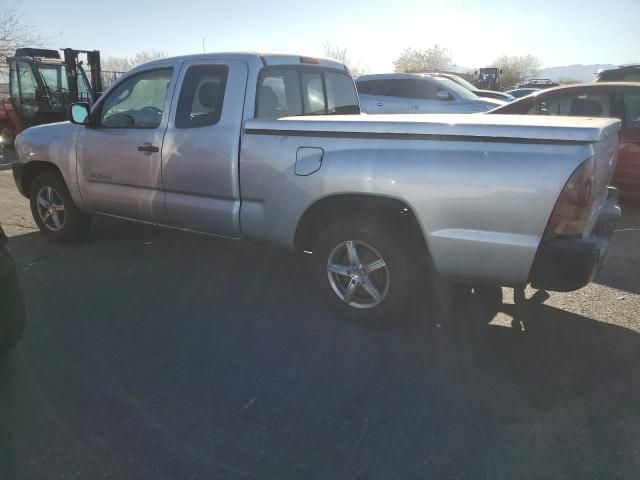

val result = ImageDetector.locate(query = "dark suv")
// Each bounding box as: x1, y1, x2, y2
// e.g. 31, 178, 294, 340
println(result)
0, 225, 26, 354
596, 65, 640, 82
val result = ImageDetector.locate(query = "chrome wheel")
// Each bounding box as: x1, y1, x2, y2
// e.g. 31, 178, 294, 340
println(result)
36, 186, 66, 232
327, 240, 390, 309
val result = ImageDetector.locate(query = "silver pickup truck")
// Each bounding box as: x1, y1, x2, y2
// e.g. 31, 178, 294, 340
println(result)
13, 52, 621, 323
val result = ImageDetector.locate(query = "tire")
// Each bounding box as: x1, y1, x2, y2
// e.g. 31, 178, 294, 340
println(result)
311, 218, 416, 325
0, 243, 26, 355
29, 171, 91, 242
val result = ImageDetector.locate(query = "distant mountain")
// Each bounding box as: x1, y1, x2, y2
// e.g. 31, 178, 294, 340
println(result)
536, 64, 618, 82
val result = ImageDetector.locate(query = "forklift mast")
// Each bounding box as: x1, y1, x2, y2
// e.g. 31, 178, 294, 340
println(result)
62, 48, 103, 102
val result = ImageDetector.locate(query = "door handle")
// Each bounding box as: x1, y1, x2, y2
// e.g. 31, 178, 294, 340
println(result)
375, 102, 384, 107
410, 105, 418, 110
137, 143, 159, 153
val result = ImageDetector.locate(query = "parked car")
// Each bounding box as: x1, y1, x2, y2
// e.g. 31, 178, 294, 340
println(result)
356, 73, 505, 114
505, 88, 541, 99
596, 65, 640, 82
0, 225, 26, 354
13, 52, 621, 323
490, 82, 640, 197
427, 73, 515, 102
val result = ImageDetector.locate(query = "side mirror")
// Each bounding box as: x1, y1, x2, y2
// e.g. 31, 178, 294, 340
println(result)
69, 102, 91, 125
436, 90, 452, 101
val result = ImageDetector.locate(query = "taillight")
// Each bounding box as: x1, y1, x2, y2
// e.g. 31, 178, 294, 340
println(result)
546, 157, 595, 236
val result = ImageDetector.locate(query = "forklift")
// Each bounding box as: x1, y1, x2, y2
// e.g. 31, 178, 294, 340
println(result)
0, 47, 103, 149
474, 67, 502, 91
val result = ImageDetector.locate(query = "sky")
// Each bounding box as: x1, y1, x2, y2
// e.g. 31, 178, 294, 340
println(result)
12, 0, 640, 72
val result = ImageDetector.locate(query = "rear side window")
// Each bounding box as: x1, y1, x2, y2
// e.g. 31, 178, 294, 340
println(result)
356, 80, 393, 96
326, 72, 361, 114
256, 69, 303, 118
301, 72, 326, 115
622, 92, 640, 127
256, 67, 359, 118
175, 65, 228, 128
527, 93, 611, 117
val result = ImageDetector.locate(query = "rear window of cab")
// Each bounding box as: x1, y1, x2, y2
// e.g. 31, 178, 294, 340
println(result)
255, 66, 360, 118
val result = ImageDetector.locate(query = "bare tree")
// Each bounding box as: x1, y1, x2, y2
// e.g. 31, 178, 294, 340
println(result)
323, 43, 368, 78
101, 50, 168, 86
393, 45, 452, 73
492, 54, 542, 88
0, 9, 46, 79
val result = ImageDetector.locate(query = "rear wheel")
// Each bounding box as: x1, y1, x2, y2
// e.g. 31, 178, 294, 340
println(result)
311, 218, 417, 324
29, 171, 91, 242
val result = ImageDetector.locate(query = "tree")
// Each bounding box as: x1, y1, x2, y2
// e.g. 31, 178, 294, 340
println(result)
0, 9, 46, 79
492, 54, 542, 88
393, 45, 452, 73
323, 43, 368, 78
101, 50, 168, 86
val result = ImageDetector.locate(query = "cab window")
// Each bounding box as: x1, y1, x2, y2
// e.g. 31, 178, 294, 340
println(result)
175, 65, 228, 128
622, 92, 640, 127
527, 93, 611, 117
99, 68, 173, 128
256, 67, 359, 119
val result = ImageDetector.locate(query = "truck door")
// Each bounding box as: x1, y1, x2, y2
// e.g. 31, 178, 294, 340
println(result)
160, 60, 248, 237
76, 63, 180, 222
12, 60, 41, 126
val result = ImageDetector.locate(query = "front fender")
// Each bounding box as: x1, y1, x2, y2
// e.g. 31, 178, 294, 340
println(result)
14, 122, 84, 207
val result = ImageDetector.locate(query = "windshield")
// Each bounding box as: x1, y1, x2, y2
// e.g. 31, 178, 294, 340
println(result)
37, 64, 69, 93
433, 76, 478, 100
447, 74, 478, 92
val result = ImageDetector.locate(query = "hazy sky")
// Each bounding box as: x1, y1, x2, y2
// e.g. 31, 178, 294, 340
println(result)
14, 0, 640, 72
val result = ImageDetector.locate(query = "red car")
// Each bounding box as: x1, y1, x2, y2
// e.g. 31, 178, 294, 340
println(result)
490, 83, 640, 197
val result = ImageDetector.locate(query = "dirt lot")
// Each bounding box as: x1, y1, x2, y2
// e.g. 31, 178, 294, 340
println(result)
1, 169, 639, 480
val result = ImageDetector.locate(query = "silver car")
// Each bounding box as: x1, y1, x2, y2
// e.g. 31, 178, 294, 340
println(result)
356, 73, 505, 114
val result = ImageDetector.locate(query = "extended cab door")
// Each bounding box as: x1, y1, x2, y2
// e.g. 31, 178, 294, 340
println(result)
160, 60, 248, 236
76, 63, 180, 222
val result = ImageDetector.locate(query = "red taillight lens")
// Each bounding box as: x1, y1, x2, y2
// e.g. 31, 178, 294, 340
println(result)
546, 157, 595, 236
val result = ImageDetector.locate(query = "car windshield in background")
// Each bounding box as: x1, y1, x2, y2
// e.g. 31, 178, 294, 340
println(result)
447, 74, 478, 92
433, 77, 478, 100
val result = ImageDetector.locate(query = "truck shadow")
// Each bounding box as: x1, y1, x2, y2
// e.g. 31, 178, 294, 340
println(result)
592, 200, 640, 294
1, 218, 639, 479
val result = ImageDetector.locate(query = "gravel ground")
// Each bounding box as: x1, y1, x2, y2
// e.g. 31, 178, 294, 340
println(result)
1, 169, 639, 480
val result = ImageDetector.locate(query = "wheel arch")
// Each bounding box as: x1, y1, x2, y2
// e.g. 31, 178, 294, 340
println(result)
18, 161, 65, 198
293, 193, 431, 261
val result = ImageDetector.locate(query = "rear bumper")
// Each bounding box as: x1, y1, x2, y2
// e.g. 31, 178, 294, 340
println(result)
529, 187, 621, 292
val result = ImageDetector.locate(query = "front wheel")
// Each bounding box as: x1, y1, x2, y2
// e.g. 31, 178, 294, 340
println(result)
311, 219, 416, 325
29, 171, 91, 242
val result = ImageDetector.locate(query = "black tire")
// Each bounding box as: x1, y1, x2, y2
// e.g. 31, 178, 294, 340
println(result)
29, 171, 91, 242
0, 243, 26, 355
311, 218, 416, 325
